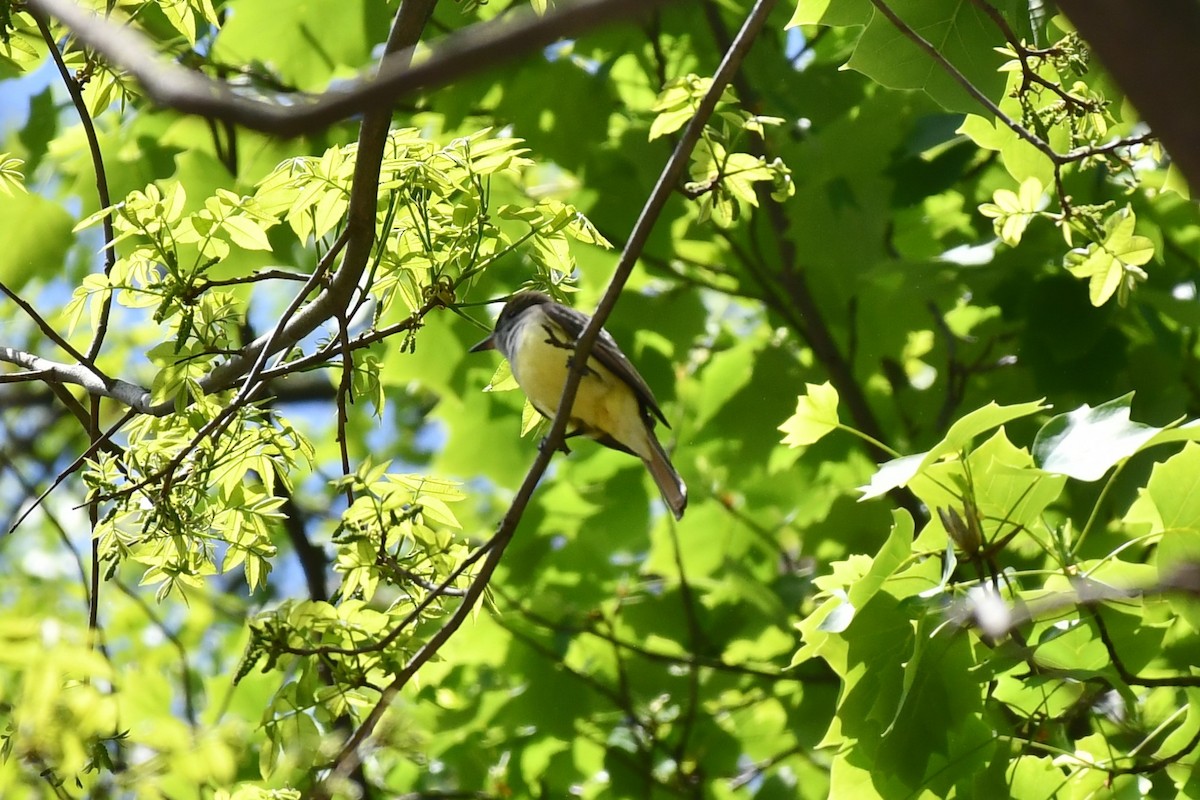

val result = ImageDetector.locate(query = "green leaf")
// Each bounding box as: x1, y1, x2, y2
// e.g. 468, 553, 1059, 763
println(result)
1005, 756, 1070, 800
860, 399, 1047, 499
0, 190, 74, 288
649, 107, 695, 142
1032, 619, 1109, 673
978, 177, 1043, 245
859, 452, 925, 501
779, 381, 840, 447
846, 0, 1005, 113
850, 510, 914, 606
0, 153, 26, 195
1147, 446, 1200, 634
221, 215, 273, 251
788, 0, 872, 26
1145, 444, 1200, 536
1033, 393, 1161, 481
1064, 207, 1154, 306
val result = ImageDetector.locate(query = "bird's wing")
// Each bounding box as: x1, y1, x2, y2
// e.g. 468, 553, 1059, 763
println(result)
542, 302, 670, 428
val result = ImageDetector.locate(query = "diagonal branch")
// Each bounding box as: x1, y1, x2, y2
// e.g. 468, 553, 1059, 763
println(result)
870, 0, 1161, 171
317, 0, 781, 789
951, 561, 1200, 648
865, 0, 1056, 163
29, 0, 675, 137
0, 280, 102, 377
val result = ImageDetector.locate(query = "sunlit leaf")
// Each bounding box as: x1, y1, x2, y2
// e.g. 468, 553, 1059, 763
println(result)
779, 381, 840, 447
1033, 393, 1161, 481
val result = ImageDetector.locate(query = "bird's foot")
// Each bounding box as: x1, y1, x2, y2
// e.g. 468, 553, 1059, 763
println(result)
539, 436, 572, 455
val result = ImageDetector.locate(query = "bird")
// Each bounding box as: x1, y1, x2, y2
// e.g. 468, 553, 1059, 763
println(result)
470, 291, 687, 520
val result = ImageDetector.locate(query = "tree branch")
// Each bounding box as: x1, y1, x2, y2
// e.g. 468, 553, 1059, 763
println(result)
0, 346, 150, 410
870, 0, 1160, 173
29, 0, 675, 137
866, 0, 1057, 160
29, 6, 117, 363
0, 280, 100, 373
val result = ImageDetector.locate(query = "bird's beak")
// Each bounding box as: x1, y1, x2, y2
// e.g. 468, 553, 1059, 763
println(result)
469, 334, 496, 353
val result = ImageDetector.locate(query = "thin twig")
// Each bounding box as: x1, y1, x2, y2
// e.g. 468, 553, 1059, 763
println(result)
668, 521, 704, 771
6, 408, 135, 535
29, 7, 117, 363
872, 0, 1158, 169
728, 744, 807, 791
191, 268, 314, 291
1090, 609, 1200, 688
0, 280, 103, 375
87, 395, 102, 637
491, 581, 808, 681
0, 451, 91, 608
0, 370, 51, 383
866, 0, 1058, 161
1106, 725, 1200, 776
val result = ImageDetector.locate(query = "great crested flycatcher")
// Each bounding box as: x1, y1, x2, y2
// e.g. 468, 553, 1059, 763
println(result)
470, 291, 687, 520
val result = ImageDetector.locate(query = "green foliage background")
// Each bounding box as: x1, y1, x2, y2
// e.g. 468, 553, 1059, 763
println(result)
2, 0, 1200, 797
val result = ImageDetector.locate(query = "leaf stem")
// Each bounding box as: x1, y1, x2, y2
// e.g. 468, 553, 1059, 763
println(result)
1071, 458, 1128, 557
837, 424, 903, 459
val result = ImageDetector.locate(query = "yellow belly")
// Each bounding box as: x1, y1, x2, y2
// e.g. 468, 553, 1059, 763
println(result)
509, 315, 649, 458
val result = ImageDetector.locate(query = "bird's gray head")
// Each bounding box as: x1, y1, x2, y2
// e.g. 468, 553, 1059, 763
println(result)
496, 291, 551, 330
469, 291, 551, 358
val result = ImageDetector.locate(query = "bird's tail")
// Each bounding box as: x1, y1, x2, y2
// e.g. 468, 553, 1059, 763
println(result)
643, 434, 687, 521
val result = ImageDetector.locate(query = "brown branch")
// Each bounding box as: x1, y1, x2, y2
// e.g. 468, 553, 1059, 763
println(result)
316, 0, 780, 788
0, 280, 102, 375
1090, 609, 1200, 689
29, 0, 675, 137
29, 7, 117, 363
866, 0, 1057, 161
0, 370, 51, 384
873, 0, 1164, 172
6, 408, 135, 535
967, 0, 1090, 110
190, 268, 313, 293
1106, 725, 1200, 777
87, 395, 102, 637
